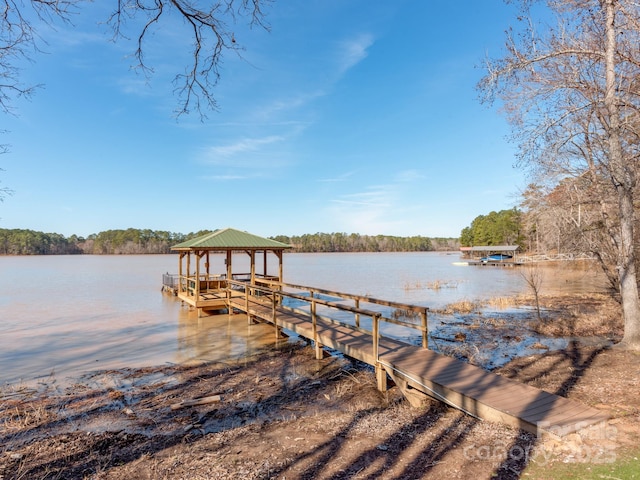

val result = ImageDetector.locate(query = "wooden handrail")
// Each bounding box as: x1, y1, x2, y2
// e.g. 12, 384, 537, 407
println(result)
256, 280, 428, 338
228, 279, 429, 349
257, 279, 429, 314
282, 291, 380, 317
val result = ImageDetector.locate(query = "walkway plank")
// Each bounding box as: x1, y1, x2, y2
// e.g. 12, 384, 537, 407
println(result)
379, 344, 608, 435
227, 295, 608, 436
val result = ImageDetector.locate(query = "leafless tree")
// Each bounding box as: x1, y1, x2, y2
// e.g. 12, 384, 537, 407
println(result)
480, 0, 640, 350
0, 139, 13, 203
0, 0, 270, 117
521, 264, 545, 322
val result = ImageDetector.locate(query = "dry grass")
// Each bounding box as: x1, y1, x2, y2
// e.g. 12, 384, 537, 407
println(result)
468, 316, 507, 328
486, 296, 517, 309
2, 323, 639, 480
1, 401, 59, 432
403, 279, 461, 291
390, 308, 420, 323
0, 382, 39, 401
433, 299, 480, 315
435, 342, 489, 367
528, 293, 623, 338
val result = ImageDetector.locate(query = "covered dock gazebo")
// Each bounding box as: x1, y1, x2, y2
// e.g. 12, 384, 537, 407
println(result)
169, 228, 292, 315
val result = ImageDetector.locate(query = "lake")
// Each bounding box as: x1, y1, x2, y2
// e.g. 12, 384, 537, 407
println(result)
0, 252, 606, 387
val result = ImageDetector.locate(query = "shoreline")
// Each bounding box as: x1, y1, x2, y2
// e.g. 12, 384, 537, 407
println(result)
2, 292, 638, 479
2, 291, 622, 388
1, 341, 638, 479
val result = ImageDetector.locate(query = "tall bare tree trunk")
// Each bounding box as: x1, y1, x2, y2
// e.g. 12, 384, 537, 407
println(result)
604, 0, 640, 350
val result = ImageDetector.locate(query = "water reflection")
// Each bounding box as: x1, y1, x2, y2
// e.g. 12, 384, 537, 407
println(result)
175, 309, 282, 364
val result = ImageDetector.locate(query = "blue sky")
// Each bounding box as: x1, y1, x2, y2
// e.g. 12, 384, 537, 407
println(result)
1, 1, 525, 239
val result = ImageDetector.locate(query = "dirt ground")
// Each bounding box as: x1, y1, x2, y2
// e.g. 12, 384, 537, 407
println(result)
1, 295, 639, 480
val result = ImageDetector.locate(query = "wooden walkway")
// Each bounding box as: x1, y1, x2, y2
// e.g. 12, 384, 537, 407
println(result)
221, 280, 607, 437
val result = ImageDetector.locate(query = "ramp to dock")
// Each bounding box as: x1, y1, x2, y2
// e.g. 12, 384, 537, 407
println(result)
225, 281, 607, 437
378, 344, 608, 435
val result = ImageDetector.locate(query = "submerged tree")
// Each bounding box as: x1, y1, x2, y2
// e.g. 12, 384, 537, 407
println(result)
0, 0, 270, 117
480, 0, 640, 350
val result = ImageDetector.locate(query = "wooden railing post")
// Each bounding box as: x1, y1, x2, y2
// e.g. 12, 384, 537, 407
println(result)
355, 299, 360, 328
273, 291, 280, 339
245, 283, 251, 324
225, 282, 232, 315
372, 313, 379, 363
421, 309, 428, 349
372, 313, 387, 392
311, 295, 323, 360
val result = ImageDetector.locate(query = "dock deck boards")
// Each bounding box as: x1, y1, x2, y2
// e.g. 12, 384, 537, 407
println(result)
378, 344, 608, 434
227, 294, 607, 436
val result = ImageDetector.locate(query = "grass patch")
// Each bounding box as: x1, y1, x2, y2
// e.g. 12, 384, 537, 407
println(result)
486, 296, 516, 309
522, 446, 640, 479
1, 400, 59, 431
433, 299, 480, 314
403, 279, 461, 291
528, 293, 623, 337
391, 308, 420, 322
435, 342, 488, 366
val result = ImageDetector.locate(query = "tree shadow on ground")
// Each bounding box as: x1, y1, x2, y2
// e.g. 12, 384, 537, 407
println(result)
2, 342, 334, 478
490, 339, 610, 478
0, 336, 611, 479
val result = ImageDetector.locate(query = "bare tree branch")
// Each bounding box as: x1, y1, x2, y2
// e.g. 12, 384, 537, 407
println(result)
106, 0, 271, 118
0, 1, 270, 117
0, 0, 77, 114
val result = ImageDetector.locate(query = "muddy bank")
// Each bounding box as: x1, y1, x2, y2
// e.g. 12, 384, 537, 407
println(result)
1, 341, 639, 480
1, 293, 637, 480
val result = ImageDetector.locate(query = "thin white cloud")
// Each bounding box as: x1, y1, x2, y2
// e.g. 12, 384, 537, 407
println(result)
203, 135, 285, 164
395, 169, 426, 182
253, 90, 325, 120
336, 33, 374, 75
333, 188, 391, 208
319, 171, 356, 183
202, 174, 249, 181
41, 23, 107, 49
324, 170, 431, 234
116, 76, 154, 96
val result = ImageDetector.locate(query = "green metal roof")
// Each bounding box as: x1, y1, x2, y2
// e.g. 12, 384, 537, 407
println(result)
171, 227, 291, 251
460, 245, 519, 252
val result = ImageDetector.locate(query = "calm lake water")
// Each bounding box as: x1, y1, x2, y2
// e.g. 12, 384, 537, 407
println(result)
0, 253, 606, 386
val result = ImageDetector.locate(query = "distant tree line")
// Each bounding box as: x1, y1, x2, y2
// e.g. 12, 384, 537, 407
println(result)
0, 228, 459, 255
0, 228, 210, 255
459, 209, 524, 248
0, 229, 82, 255
82, 229, 209, 255
271, 233, 458, 252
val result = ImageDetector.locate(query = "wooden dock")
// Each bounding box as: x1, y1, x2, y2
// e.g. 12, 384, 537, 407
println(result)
165, 231, 607, 436
170, 280, 608, 436
217, 279, 608, 437
467, 260, 522, 267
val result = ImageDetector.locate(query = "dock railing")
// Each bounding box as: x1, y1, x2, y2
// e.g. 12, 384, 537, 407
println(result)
226, 279, 429, 368
167, 272, 284, 303
162, 273, 180, 294
517, 252, 597, 263
222, 280, 608, 436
